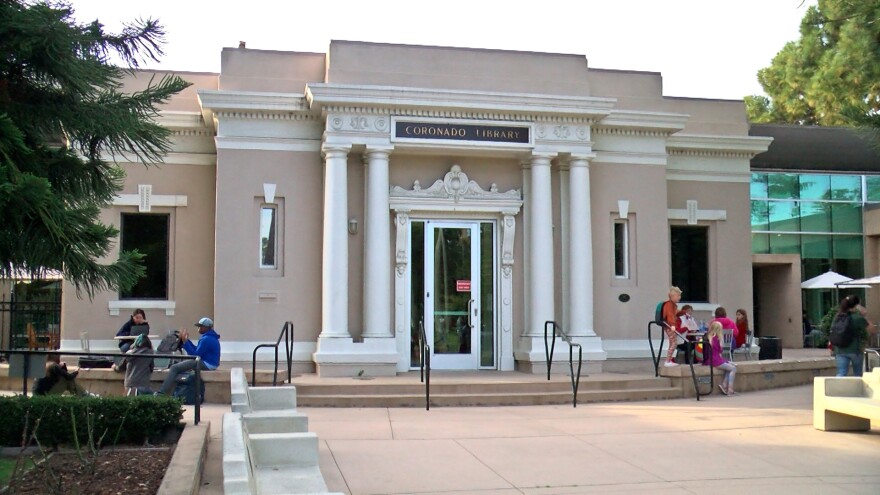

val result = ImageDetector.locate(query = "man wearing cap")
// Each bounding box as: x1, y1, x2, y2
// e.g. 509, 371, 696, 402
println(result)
156, 317, 221, 395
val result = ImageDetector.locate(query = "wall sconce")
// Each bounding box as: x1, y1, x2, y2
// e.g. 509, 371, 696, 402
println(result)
348, 218, 358, 235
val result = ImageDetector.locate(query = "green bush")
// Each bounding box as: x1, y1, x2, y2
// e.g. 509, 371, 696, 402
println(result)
0, 395, 183, 448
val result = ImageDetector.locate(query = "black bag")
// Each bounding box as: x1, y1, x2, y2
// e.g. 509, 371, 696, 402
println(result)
172, 371, 205, 405
829, 313, 855, 347
79, 356, 113, 368
157, 331, 182, 353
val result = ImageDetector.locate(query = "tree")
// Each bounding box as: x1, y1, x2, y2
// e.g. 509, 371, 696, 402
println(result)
0, 1, 191, 297
746, 0, 880, 126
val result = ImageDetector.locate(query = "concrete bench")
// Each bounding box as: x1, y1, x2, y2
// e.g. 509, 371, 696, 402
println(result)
814, 368, 880, 431
223, 412, 337, 495
231, 367, 299, 411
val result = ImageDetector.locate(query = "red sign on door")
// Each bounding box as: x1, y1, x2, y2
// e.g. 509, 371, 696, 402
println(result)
456, 280, 471, 292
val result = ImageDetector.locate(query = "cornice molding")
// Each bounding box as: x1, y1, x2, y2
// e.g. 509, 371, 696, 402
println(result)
667, 134, 773, 158
215, 111, 319, 122
594, 110, 689, 134
307, 83, 615, 120
198, 90, 309, 112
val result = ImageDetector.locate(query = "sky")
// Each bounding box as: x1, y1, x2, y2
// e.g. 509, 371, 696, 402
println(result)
67, 0, 817, 101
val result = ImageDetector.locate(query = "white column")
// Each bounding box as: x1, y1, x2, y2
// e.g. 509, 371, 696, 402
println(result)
528, 153, 555, 336
558, 158, 570, 332
321, 145, 351, 338
362, 146, 393, 338
520, 160, 532, 338
568, 154, 595, 336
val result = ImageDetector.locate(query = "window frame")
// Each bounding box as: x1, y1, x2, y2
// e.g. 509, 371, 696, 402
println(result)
259, 204, 278, 269
612, 219, 629, 279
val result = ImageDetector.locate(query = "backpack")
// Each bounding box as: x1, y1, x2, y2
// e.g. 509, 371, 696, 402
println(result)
157, 331, 182, 353
654, 301, 668, 325
828, 313, 855, 347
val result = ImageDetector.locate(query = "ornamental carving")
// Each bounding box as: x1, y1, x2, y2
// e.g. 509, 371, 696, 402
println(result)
390, 165, 521, 203
330, 116, 344, 131
350, 116, 369, 130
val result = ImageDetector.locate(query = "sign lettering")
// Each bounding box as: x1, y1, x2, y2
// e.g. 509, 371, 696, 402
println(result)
395, 122, 530, 144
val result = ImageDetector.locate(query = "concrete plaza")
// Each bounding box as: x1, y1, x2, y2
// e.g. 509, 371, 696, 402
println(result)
194, 383, 879, 495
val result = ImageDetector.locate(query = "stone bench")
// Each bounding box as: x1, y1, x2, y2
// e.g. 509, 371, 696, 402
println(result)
224, 367, 338, 494
814, 368, 880, 431
223, 412, 335, 494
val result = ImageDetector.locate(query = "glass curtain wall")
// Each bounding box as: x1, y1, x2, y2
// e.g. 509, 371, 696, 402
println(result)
751, 172, 878, 324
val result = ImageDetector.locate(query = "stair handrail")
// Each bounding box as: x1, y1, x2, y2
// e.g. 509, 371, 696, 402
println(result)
865, 348, 880, 373
543, 321, 583, 407
418, 320, 430, 410
251, 321, 294, 387
649, 321, 713, 401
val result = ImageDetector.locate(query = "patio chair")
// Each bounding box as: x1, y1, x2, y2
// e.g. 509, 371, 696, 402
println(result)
721, 328, 734, 361
733, 331, 754, 361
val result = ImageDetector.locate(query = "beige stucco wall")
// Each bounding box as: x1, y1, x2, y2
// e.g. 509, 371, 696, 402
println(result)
326, 41, 591, 96
61, 161, 216, 342
590, 161, 670, 341
753, 254, 802, 349
220, 48, 325, 93
212, 148, 324, 344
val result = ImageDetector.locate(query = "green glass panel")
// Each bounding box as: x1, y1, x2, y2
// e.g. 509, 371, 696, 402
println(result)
801, 235, 831, 259
768, 173, 799, 199
830, 203, 862, 233
768, 201, 799, 232
799, 202, 830, 232
867, 176, 880, 202
830, 175, 861, 201
750, 200, 769, 230
433, 227, 471, 355
750, 173, 768, 199
751, 233, 769, 254
799, 174, 830, 200
833, 235, 863, 260
769, 233, 800, 254
410, 221, 424, 367
802, 257, 831, 281
480, 222, 494, 367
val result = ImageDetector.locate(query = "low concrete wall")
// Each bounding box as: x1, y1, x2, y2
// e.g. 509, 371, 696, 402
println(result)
661, 357, 836, 398
157, 421, 210, 495
0, 364, 282, 403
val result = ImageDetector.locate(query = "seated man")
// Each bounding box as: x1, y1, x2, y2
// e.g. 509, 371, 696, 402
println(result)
156, 317, 221, 396
33, 354, 94, 396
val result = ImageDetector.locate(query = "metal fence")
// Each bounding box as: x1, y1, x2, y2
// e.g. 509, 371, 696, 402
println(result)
0, 294, 62, 351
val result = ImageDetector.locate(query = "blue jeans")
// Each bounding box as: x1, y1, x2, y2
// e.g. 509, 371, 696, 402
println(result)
158, 359, 210, 395
835, 353, 864, 377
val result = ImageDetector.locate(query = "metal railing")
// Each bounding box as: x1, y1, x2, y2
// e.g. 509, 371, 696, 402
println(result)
251, 321, 294, 387
417, 320, 430, 410
865, 348, 880, 373
648, 321, 713, 401
543, 321, 583, 407
1, 348, 202, 425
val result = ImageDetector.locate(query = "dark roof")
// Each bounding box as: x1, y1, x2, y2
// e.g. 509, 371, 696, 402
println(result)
750, 124, 880, 173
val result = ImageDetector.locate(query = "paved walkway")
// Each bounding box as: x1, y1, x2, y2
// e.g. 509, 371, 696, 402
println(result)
192, 384, 879, 495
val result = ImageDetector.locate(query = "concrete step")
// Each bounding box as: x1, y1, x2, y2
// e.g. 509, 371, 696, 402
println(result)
297, 387, 682, 407
294, 374, 680, 407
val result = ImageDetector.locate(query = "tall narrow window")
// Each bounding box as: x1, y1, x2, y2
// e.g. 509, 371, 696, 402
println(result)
613, 220, 629, 278
121, 213, 169, 299
670, 226, 708, 302
260, 206, 277, 268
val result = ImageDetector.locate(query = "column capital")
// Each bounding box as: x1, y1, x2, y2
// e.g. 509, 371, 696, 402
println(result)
569, 153, 595, 166
322, 144, 352, 158
530, 153, 554, 167
362, 145, 394, 162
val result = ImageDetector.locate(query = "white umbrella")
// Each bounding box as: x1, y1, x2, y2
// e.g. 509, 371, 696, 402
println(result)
836, 275, 880, 287
800, 270, 856, 289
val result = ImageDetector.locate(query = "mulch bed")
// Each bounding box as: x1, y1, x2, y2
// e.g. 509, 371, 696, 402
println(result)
5, 447, 174, 494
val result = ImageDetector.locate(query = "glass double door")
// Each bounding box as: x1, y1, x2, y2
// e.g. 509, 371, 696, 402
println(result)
411, 220, 495, 370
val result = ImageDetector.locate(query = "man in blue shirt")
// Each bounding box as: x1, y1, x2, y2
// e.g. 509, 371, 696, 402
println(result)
157, 317, 221, 395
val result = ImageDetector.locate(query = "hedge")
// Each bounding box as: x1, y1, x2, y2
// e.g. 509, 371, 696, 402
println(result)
0, 395, 184, 448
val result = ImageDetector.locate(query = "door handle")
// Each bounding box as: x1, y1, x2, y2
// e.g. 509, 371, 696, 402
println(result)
467, 299, 475, 329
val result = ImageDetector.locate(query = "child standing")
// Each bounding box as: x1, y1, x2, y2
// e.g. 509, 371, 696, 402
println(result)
704, 321, 737, 395
113, 333, 155, 396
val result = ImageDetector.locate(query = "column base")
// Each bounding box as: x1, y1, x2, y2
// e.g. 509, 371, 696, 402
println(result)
513, 335, 607, 375
313, 336, 398, 377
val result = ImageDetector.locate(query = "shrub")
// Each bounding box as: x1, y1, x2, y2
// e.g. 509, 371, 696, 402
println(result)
0, 395, 183, 448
